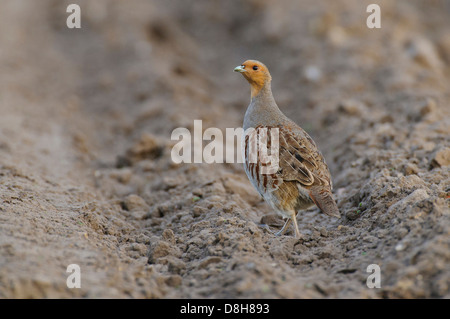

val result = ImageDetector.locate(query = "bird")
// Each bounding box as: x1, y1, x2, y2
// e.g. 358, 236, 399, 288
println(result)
234, 59, 340, 239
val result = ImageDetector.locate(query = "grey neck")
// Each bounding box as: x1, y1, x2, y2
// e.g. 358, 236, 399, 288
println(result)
251, 82, 275, 104
244, 81, 286, 130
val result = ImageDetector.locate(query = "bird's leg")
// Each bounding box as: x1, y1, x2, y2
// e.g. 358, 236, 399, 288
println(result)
290, 211, 302, 239
274, 218, 292, 236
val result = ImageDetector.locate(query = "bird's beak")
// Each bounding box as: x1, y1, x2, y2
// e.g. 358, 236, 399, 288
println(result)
234, 65, 246, 73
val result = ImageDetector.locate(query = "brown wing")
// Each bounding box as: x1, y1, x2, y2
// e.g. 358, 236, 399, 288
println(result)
244, 124, 339, 217
277, 125, 331, 189
278, 125, 340, 217
243, 124, 331, 192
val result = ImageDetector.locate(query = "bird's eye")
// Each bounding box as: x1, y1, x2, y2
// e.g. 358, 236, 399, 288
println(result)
253, 66, 259, 70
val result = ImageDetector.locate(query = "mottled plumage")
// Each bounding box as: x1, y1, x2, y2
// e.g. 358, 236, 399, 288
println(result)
234, 60, 340, 238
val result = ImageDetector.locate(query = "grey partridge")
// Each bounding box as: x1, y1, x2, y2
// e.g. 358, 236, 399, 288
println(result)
234, 60, 340, 238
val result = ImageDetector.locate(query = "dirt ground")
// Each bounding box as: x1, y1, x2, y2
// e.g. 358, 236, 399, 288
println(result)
0, 0, 449, 298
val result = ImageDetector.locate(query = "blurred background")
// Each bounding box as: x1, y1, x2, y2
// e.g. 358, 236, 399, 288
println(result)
0, 0, 449, 298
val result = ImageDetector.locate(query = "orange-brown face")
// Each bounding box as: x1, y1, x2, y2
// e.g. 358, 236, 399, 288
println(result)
234, 60, 271, 98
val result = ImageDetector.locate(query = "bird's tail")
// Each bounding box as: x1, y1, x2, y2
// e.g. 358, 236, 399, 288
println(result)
309, 187, 340, 218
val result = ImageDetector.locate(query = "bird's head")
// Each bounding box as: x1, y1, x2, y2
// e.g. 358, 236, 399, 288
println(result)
234, 60, 272, 98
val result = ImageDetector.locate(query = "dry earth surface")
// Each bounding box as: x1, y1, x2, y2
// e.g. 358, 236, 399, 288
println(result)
0, 0, 449, 298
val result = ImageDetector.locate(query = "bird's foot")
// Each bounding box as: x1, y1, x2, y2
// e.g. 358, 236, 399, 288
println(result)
293, 230, 304, 240
258, 223, 273, 233
274, 228, 286, 237
258, 224, 289, 237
